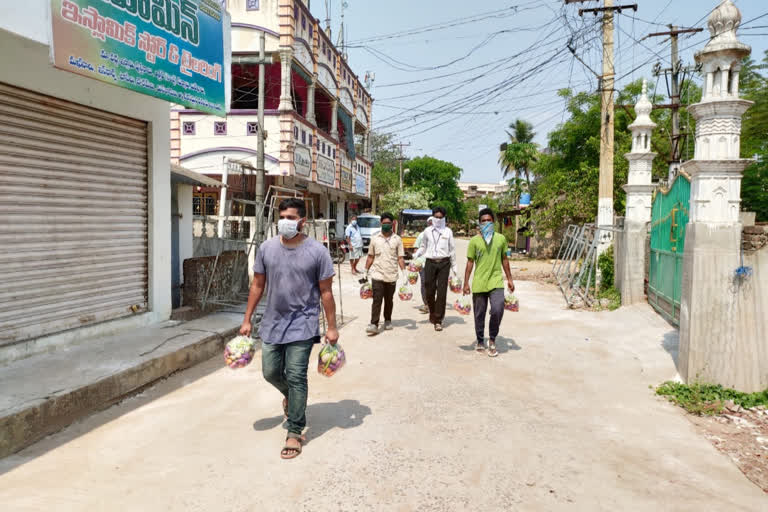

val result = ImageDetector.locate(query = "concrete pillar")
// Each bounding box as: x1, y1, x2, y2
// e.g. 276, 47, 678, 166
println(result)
678, 0, 763, 391
307, 72, 317, 125
618, 80, 656, 305
279, 49, 293, 112
331, 99, 339, 140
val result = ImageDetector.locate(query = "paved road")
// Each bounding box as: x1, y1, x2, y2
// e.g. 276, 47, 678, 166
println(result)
1, 239, 766, 511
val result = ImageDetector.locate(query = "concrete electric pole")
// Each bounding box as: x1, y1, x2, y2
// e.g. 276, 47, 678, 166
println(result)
255, 32, 273, 234
393, 142, 411, 189
566, 0, 637, 251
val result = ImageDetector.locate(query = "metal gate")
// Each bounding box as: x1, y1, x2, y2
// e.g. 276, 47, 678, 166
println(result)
0, 83, 149, 344
648, 174, 690, 325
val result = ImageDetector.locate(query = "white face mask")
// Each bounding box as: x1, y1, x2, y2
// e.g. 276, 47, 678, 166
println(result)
433, 217, 446, 230
278, 218, 300, 239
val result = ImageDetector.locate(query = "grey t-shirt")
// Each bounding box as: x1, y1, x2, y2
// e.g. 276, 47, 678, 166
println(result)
253, 236, 335, 344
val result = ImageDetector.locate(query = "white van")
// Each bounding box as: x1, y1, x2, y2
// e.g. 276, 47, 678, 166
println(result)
356, 214, 381, 250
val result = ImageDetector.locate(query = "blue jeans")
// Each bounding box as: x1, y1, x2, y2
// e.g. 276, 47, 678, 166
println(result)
261, 338, 315, 437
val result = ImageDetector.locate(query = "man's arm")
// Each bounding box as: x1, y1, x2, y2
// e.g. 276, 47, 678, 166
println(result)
448, 230, 458, 275
239, 273, 266, 336
318, 276, 338, 344
502, 253, 515, 292
463, 260, 474, 295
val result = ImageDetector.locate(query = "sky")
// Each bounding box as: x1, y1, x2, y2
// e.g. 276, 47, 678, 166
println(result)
307, 0, 768, 184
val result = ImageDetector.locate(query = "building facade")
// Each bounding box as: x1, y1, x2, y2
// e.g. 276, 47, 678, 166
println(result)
173, 0, 373, 228
459, 181, 509, 200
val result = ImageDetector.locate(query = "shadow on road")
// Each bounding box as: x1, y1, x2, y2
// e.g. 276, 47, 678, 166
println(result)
458, 336, 521, 354
390, 318, 418, 330
252, 399, 372, 444
442, 316, 466, 327
661, 330, 680, 372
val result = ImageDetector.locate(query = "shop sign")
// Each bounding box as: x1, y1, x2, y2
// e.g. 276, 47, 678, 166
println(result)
294, 145, 312, 178
340, 167, 352, 191
355, 174, 367, 195
50, 0, 226, 116
317, 155, 335, 185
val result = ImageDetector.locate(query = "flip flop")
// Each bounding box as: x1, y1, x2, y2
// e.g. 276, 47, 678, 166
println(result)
280, 436, 304, 460
488, 342, 498, 358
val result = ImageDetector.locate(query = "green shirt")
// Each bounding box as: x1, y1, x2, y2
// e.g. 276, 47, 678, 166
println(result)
467, 233, 507, 293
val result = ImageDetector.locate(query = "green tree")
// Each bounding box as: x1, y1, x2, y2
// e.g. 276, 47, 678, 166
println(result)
369, 131, 399, 214
378, 188, 432, 215
499, 119, 538, 186
740, 51, 768, 221
403, 156, 466, 222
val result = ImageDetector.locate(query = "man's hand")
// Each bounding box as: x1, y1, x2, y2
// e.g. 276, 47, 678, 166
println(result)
239, 321, 252, 337
463, 283, 471, 296
507, 280, 515, 293
326, 326, 339, 345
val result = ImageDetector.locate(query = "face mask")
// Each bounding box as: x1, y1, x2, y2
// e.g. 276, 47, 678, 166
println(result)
481, 221, 494, 243
381, 223, 393, 234
278, 218, 300, 239
433, 218, 446, 230
351, 220, 357, 227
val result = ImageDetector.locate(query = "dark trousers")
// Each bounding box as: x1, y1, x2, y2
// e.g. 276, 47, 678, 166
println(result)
261, 338, 315, 437
425, 258, 451, 324
371, 279, 396, 325
419, 269, 427, 305
473, 288, 505, 342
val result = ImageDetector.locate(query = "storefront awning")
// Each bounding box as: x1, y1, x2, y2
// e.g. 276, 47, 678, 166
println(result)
171, 164, 226, 188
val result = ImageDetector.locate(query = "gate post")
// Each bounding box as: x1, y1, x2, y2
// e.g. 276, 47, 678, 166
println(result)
618, 80, 656, 304
678, 1, 763, 391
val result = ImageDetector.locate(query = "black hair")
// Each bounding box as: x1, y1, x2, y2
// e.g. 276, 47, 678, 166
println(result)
432, 206, 447, 217
278, 198, 306, 218
380, 212, 394, 222
478, 208, 495, 221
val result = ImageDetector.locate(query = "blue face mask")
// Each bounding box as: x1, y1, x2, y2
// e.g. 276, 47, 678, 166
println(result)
481, 221, 494, 243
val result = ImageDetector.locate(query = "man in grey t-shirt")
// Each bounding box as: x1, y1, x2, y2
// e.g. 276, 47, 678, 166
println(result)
240, 198, 338, 460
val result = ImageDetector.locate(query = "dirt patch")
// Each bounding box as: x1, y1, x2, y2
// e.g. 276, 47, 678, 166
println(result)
688, 406, 768, 493
507, 259, 555, 283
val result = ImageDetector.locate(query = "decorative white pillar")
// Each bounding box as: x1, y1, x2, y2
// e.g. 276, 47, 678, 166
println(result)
679, 0, 763, 391
617, 80, 656, 305
307, 73, 317, 125
330, 99, 339, 140
279, 49, 293, 112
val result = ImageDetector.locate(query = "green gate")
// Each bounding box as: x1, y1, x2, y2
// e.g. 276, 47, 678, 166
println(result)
648, 174, 690, 325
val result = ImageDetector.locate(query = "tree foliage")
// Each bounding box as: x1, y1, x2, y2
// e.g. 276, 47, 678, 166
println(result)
403, 156, 466, 222
378, 188, 432, 215
499, 119, 538, 184
369, 131, 399, 213
740, 51, 768, 222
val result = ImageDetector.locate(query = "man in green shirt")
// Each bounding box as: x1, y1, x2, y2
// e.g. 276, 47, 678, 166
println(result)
463, 208, 515, 357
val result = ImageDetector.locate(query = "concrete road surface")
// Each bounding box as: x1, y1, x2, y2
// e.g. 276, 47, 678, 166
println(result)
1, 239, 766, 511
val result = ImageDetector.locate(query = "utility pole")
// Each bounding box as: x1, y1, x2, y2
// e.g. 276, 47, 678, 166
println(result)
566, 0, 637, 252
255, 32, 273, 234
645, 25, 703, 182
393, 142, 411, 189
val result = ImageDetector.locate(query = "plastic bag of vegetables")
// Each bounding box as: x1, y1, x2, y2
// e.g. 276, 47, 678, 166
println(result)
317, 343, 346, 377
453, 295, 472, 315
224, 335, 256, 369
449, 275, 462, 293
398, 284, 413, 301
408, 257, 426, 273
407, 271, 419, 285
504, 293, 519, 312
359, 281, 373, 300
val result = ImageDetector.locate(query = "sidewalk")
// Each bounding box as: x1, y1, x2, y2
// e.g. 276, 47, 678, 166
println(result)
0, 311, 246, 458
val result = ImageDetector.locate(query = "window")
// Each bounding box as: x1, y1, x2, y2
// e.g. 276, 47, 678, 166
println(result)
323, 41, 326, 53
309, 24, 313, 39
322, 142, 326, 153
294, 6, 298, 22
301, 14, 306, 30
308, 134, 313, 145
247, 122, 259, 136
182, 121, 195, 135
301, 130, 306, 144
246, 0, 259, 10
333, 149, 336, 158
194, 193, 218, 216
316, 138, 320, 150
214, 121, 226, 135
294, 126, 299, 139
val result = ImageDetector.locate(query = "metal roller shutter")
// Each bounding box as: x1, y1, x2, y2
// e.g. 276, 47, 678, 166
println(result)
0, 82, 148, 345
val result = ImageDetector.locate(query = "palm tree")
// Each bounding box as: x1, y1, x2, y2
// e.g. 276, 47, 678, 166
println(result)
499, 119, 537, 184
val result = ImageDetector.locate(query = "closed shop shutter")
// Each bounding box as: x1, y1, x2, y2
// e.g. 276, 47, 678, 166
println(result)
0, 82, 148, 345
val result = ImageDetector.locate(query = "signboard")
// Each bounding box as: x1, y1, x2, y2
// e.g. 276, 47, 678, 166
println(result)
317, 155, 335, 185
340, 167, 352, 192
51, 0, 226, 116
294, 145, 311, 178
355, 175, 367, 195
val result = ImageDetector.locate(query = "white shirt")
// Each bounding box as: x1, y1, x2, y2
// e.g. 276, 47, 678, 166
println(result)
415, 226, 457, 272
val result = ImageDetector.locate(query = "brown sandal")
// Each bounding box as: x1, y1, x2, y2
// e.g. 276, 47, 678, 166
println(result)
280, 436, 304, 459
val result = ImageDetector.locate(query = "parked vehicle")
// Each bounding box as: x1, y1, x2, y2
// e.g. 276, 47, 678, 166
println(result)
398, 209, 432, 259
356, 214, 381, 250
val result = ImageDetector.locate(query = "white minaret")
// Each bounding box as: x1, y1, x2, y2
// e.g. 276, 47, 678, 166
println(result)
623, 80, 656, 224
679, 1, 764, 392
684, 0, 753, 224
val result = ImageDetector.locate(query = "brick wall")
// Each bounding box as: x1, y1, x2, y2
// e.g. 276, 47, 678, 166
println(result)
743, 225, 768, 253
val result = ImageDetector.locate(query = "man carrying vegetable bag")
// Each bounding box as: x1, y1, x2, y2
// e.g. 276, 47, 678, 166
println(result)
345, 215, 364, 275
239, 198, 338, 460
413, 216, 433, 314
462, 208, 515, 357
363, 212, 405, 335
414, 207, 457, 332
